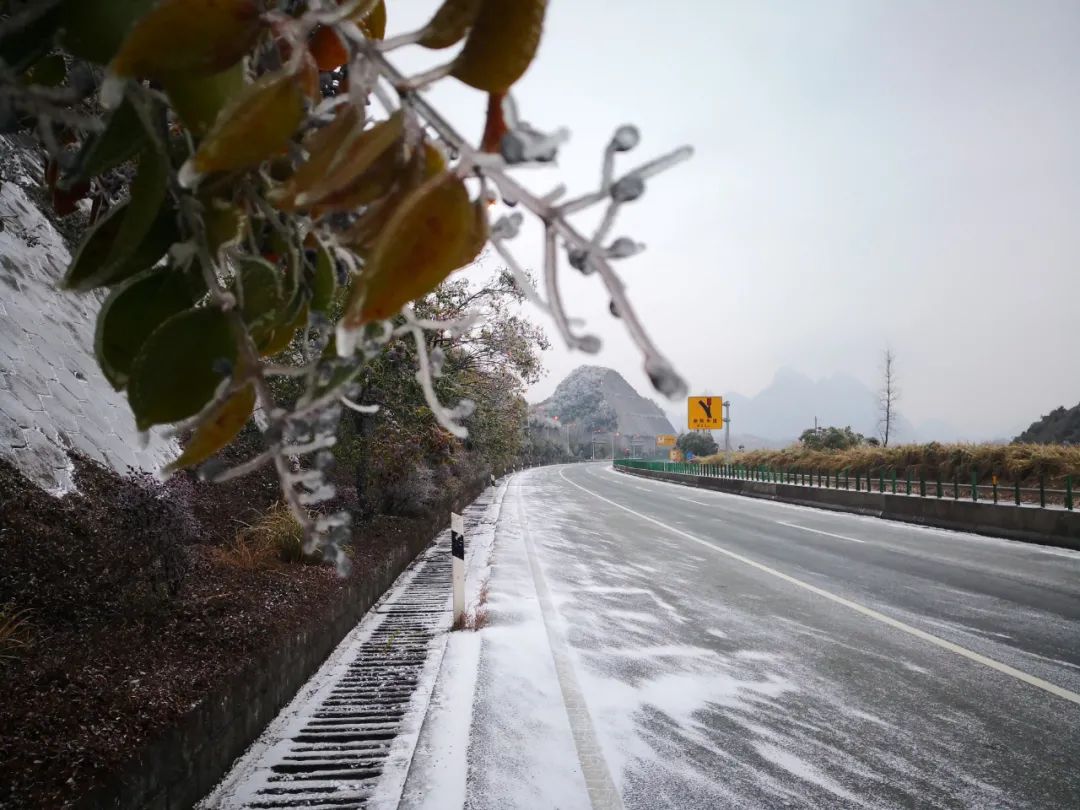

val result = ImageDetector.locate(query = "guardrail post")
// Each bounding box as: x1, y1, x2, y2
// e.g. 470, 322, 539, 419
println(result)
845, 469, 850, 490
855, 471, 861, 491
1014, 480, 1020, 506
936, 476, 942, 498
971, 469, 978, 502
905, 469, 911, 495
878, 470, 884, 494
1039, 475, 1045, 508
993, 478, 998, 504
953, 472, 959, 500
891, 469, 897, 494
1067, 476, 1073, 511
919, 470, 926, 497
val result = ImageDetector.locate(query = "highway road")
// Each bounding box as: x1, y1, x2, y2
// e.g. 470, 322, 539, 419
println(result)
476, 462, 1080, 809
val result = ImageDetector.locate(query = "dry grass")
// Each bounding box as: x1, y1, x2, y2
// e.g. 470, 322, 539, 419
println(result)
210, 502, 308, 570
0, 607, 33, 662
452, 583, 491, 632
698, 442, 1080, 486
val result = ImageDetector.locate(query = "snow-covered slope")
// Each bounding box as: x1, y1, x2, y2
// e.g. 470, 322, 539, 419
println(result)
0, 139, 175, 492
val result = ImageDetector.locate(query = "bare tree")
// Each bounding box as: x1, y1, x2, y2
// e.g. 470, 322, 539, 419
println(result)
878, 349, 900, 447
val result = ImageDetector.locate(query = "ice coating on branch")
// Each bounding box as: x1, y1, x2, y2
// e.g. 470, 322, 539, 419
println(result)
611, 175, 645, 203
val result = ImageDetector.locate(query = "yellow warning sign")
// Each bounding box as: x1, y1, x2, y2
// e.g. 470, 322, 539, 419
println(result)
656, 434, 677, 447
688, 396, 723, 430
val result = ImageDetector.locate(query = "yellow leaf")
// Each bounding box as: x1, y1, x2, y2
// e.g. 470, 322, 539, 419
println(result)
166, 384, 256, 471
418, 0, 481, 50
275, 110, 403, 213
354, 0, 387, 40
451, 0, 547, 93
110, 0, 262, 81
183, 72, 306, 183
344, 171, 474, 327
341, 142, 447, 255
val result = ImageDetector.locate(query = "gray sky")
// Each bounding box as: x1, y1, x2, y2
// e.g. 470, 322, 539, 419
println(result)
388, 1, 1080, 439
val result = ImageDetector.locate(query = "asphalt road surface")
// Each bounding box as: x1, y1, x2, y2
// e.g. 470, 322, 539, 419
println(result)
511, 462, 1080, 809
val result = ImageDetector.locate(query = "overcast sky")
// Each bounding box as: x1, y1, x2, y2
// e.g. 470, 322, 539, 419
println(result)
388, 1, 1080, 438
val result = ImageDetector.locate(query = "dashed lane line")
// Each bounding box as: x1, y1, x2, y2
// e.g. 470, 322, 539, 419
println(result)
776, 521, 866, 544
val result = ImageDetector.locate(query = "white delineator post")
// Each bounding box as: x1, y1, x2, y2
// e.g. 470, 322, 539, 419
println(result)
451, 512, 465, 626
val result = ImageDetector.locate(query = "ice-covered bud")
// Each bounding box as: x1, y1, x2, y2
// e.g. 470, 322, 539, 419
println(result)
606, 237, 644, 259
491, 212, 524, 240
501, 123, 567, 165
645, 358, 688, 398
577, 334, 602, 354
611, 125, 640, 152
567, 247, 594, 275
609, 300, 620, 318
611, 175, 645, 203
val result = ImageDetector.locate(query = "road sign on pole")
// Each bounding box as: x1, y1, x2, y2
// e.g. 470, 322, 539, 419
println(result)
688, 396, 723, 430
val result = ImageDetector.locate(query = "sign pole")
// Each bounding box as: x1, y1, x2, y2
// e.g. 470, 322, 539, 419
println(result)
724, 400, 731, 461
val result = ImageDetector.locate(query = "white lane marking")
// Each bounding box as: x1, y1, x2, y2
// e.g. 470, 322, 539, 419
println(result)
515, 488, 624, 809
559, 469, 1080, 707
678, 496, 711, 506
776, 521, 866, 544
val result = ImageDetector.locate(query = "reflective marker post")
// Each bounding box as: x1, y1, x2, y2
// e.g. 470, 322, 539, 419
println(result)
451, 512, 465, 627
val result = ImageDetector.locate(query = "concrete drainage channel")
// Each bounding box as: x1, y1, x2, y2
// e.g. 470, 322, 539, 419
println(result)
200, 485, 503, 810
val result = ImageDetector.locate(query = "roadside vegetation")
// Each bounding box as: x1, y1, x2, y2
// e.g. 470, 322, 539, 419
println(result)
698, 441, 1080, 487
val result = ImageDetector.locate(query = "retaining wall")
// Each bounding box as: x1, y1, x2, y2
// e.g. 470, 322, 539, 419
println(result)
616, 467, 1080, 551
78, 479, 489, 810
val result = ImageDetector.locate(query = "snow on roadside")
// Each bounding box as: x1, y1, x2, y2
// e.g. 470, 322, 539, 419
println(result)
400, 473, 593, 810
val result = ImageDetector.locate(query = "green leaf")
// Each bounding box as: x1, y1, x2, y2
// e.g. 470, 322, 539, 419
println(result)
63, 145, 174, 289
164, 62, 246, 136
0, 1, 63, 74
26, 53, 66, 86
310, 243, 336, 314
235, 258, 285, 332
65, 98, 147, 186
165, 384, 255, 471
128, 307, 237, 430
59, 0, 156, 64
94, 268, 195, 390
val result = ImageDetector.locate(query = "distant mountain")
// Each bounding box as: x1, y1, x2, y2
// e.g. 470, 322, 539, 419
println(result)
1014, 403, 1080, 444
721, 367, 914, 443
532, 366, 675, 437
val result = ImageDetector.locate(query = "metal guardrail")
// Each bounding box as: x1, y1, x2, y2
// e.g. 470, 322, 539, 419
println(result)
613, 459, 1075, 511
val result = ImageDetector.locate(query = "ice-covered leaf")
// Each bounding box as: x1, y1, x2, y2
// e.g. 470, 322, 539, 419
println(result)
184, 71, 306, 182
109, 0, 261, 80
166, 384, 255, 471
451, 0, 547, 93
343, 171, 474, 326
418, 0, 481, 49
94, 267, 195, 390
128, 307, 237, 430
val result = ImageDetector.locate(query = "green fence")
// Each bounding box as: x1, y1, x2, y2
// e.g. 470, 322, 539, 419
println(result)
612, 459, 1074, 511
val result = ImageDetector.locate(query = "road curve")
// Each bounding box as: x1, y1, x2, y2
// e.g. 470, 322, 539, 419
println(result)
509, 462, 1080, 809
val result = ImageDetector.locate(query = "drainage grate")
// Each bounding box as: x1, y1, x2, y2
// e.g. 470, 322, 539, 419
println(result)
201, 490, 497, 810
